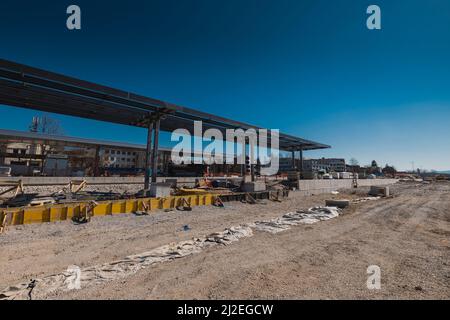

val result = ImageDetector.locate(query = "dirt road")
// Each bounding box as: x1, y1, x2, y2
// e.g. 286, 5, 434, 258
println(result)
1, 182, 449, 299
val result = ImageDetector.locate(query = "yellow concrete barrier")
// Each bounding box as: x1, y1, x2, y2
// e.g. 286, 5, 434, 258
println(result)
0, 194, 217, 226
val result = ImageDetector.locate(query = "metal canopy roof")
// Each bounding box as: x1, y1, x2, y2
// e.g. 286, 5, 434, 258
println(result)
0, 59, 330, 151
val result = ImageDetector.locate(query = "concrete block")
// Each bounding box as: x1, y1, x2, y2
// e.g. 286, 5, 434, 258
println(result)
241, 181, 266, 192
149, 182, 172, 197
369, 186, 390, 197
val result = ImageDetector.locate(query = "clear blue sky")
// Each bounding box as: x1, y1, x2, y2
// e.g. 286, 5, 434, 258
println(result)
0, 0, 449, 171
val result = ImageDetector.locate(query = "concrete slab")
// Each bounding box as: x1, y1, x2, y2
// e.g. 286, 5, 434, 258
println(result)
369, 186, 390, 197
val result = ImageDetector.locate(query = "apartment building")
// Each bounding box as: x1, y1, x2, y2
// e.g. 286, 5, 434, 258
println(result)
303, 158, 346, 173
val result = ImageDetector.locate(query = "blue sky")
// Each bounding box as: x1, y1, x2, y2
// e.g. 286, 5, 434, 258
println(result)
0, 0, 449, 171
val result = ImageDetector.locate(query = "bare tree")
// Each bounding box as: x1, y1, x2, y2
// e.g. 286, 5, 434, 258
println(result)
28, 115, 64, 174
29, 116, 39, 132
38, 115, 64, 135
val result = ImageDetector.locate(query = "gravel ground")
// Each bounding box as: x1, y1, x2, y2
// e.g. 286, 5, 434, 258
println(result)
1, 182, 449, 299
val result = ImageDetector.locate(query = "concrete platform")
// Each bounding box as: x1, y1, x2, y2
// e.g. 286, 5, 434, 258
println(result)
296, 179, 398, 196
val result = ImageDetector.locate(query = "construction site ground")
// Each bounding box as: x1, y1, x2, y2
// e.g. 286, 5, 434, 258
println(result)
1, 181, 449, 299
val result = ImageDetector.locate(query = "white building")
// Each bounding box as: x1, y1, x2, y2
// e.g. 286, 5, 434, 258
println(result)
303, 158, 346, 173
101, 148, 143, 169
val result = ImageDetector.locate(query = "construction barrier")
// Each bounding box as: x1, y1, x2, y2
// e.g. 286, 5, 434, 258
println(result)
0, 189, 289, 229
0, 194, 217, 226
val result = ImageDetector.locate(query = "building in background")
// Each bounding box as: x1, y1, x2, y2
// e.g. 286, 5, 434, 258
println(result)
303, 158, 346, 173
0, 129, 241, 177
279, 158, 295, 173
101, 148, 144, 169
0, 141, 48, 175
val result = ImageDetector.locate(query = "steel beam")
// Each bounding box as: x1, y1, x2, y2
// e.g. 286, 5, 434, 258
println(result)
93, 146, 100, 177
291, 151, 296, 171
299, 148, 304, 178
151, 119, 160, 183
144, 122, 154, 189
241, 138, 246, 177
250, 138, 255, 182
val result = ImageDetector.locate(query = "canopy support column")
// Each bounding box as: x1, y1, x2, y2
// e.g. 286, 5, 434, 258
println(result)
94, 146, 100, 176
299, 147, 304, 179
291, 150, 296, 171
144, 121, 154, 189
151, 118, 160, 183
250, 138, 255, 182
